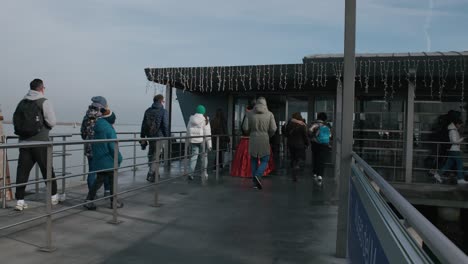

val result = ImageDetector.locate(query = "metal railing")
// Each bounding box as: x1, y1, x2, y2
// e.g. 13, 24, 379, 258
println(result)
353, 138, 468, 183
351, 152, 468, 263
0, 134, 232, 251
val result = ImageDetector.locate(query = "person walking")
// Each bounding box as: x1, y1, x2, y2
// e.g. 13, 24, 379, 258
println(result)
285, 112, 309, 182
242, 97, 277, 190
140, 94, 168, 182
84, 101, 123, 210
434, 119, 468, 184
81, 96, 116, 197
187, 105, 212, 181
309, 112, 331, 186
211, 108, 229, 168
12, 79, 59, 211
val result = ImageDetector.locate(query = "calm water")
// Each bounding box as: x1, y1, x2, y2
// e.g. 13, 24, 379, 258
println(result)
2, 123, 185, 183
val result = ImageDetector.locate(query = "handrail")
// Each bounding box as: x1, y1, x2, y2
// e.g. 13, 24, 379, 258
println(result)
0, 135, 224, 149
352, 152, 468, 263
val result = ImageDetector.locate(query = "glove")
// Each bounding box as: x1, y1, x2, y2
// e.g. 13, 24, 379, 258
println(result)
139, 140, 148, 150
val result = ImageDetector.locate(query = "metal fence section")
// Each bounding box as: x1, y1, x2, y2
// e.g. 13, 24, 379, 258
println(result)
350, 152, 468, 263
0, 134, 231, 252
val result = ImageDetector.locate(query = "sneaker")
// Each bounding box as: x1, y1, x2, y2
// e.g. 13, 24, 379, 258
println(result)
59, 193, 67, 202
109, 200, 124, 209
433, 173, 443, 183
316, 176, 323, 185
457, 179, 468, 185
313, 174, 317, 179
253, 176, 263, 190
188, 175, 194, 181
83, 201, 96, 210
147, 172, 155, 183
51, 194, 59, 205
15, 200, 28, 211
104, 190, 111, 197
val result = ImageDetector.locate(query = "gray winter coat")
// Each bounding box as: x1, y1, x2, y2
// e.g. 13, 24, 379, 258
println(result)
242, 98, 277, 157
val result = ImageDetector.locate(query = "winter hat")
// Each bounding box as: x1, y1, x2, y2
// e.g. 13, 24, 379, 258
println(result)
91, 96, 108, 109
196, 105, 206, 115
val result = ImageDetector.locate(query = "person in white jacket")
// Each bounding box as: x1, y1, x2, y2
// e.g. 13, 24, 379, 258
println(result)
186, 105, 212, 181
436, 119, 467, 184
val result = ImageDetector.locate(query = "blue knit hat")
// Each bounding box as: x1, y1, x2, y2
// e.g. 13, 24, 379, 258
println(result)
196, 105, 206, 115
91, 96, 107, 108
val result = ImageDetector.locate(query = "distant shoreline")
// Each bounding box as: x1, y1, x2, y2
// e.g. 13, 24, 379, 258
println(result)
2, 120, 141, 126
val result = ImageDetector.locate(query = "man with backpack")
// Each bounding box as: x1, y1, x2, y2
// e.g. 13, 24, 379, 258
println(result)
12, 79, 59, 211
140, 94, 168, 182
309, 112, 331, 186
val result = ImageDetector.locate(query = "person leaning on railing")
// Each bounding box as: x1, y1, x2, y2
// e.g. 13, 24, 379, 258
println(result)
434, 118, 468, 185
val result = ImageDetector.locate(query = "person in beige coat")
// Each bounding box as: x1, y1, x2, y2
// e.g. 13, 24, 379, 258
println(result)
242, 97, 277, 189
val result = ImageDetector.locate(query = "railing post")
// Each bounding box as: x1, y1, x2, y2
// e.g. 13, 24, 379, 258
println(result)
82, 148, 86, 181
39, 144, 56, 252
179, 133, 182, 166
436, 143, 440, 171
201, 136, 207, 186
216, 136, 220, 182
133, 133, 137, 180
184, 138, 188, 178
2, 145, 6, 209
35, 164, 40, 199
108, 141, 122, 225
229, 135, 233, 170
152, 140, 162, 207
61, 136, 66, 200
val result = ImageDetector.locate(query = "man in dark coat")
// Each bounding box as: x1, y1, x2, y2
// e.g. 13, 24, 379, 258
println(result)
140, 94, 169, 182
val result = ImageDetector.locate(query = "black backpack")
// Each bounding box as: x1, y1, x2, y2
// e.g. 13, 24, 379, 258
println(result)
13, 98, 47, 138
143, 107, 161, 137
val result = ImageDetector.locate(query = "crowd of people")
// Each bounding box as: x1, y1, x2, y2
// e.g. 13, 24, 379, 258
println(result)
9, 79, 336, 211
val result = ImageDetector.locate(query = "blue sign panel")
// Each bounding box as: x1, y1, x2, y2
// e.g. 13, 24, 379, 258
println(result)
348, 179, 390, 264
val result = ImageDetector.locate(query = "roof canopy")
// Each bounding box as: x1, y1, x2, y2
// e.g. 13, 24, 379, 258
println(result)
145, 51, 467, 94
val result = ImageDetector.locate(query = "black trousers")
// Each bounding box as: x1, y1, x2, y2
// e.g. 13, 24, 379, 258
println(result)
311, 142, 328, 177
15, 147, 58, 200
87, 171, 114, 200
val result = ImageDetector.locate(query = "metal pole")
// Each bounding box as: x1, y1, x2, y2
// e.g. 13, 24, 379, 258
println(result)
82, 148, 86, 181
229, 135, 233, 170
216, 136, 220, 182
153, 140, 162, 207
201, 136, 207, 186
39, 144, 55, 252
35, 164, 40, 199
404, 81, 415, 183
2, 146, 6, 209
108, 141, 122, 225
179, 133, 182, 164
133, 133, 137, 180
61, 136, 66, 197
184, 138, 188, 178
336, 0, 356, 258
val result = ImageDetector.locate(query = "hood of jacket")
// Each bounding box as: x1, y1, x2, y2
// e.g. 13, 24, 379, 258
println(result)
24, 90, 45, 101
448, 123, 457, 130
254, 98, 268, 114
291, 118, 306, 126
94, 118, 111, 134
151, 102, 164, 110
189, 113, 207, 128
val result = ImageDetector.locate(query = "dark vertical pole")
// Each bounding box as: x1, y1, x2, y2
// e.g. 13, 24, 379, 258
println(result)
336, 0, 356, 258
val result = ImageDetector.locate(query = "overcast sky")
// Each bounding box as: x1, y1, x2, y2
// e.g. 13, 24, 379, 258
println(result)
2, 0, 467, 124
